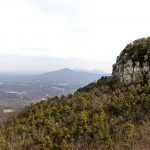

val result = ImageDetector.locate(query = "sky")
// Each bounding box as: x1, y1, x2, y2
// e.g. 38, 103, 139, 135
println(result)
0, 0, 150, 73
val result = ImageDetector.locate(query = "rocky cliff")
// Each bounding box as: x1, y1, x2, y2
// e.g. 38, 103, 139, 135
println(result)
112, 37, 150, 84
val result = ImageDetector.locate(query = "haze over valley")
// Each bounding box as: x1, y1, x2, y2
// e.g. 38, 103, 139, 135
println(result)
0, 68, 108, 114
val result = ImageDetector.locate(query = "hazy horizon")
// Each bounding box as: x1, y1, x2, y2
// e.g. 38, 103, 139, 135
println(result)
1, 0, 150, 73
0, 54, 112, 74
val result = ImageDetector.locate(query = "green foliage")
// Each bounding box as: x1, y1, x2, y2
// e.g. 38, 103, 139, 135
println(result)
36, 135, 53, 150
119, 37, 150, 66
0, 76, 150, 150
0, 130, 10, 150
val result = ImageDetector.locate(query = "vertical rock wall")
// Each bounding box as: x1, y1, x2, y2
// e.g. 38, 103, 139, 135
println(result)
112, 54, 150, 84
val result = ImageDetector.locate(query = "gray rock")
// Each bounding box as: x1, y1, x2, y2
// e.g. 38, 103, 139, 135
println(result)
112, 55, 150, 84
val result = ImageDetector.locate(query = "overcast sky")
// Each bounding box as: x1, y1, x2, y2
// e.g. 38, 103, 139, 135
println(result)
0, 0, 150, 73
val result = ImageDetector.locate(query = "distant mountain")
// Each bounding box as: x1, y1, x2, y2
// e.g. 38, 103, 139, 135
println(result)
0, 68, 107, 109
39, 68, 103, 83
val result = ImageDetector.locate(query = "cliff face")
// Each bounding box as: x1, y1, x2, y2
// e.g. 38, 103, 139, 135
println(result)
112, 37, 150, 84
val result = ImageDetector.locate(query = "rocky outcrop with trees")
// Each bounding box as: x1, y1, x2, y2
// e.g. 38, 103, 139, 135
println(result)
112, 37, 150, 84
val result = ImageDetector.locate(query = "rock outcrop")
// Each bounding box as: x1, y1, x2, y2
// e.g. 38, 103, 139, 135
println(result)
112, 37, 150, 84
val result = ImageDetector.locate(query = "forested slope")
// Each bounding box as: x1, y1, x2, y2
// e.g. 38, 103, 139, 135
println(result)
0, 76, 150, 150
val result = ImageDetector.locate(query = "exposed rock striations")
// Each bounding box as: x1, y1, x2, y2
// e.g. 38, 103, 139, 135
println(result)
112, 37, 150, 84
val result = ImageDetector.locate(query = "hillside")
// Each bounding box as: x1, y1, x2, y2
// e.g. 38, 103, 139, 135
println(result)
0, 38, 150, 150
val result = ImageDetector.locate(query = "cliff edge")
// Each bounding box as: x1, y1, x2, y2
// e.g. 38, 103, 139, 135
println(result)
112, 37, 150, 84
